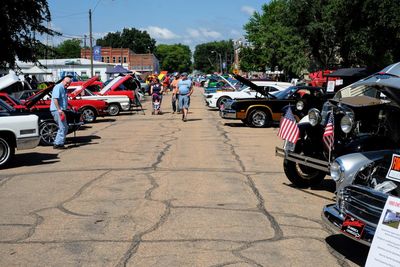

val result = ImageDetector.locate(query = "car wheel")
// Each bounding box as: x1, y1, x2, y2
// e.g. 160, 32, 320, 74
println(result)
107, 103, 120, 116
283, 159, 326, 188
39, 121, 58, 146
81, 108, 97, 123
217, 96, 231, 109
248, 109, 270, 128
0, 136, 14, 168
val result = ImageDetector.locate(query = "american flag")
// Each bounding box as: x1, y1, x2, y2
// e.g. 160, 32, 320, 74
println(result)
278, 107, 299, 144
323, 111, 335, 151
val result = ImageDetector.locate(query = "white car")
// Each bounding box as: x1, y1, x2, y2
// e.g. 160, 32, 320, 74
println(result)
204, 79, 291, 109
0, 101, 40, 167
68, 86, 131, 116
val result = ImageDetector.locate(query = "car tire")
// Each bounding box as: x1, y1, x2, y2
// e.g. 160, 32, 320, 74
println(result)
283, 159, 326, 188
107, 103, 120, 116
247, 109, 270, 127
217, 96, 231, 109
81, 108, 97, 123
0, 136, 14, 168
39, 121, 58, 146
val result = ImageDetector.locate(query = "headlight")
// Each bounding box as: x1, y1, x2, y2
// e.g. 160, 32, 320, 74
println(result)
330, 161, 344, 182
296, 100, 304, 111
340, 114, 354, 133
308, 108, 321, 126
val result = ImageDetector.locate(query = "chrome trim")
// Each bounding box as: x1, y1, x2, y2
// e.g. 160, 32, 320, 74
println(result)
16, 136, 40, 150
275, 147, 330, 172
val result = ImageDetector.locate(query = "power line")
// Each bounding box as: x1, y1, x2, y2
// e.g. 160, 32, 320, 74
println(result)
92, 0, 102, 13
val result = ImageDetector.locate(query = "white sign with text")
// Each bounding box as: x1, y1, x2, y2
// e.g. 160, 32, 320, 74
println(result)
366, 196, 400, 267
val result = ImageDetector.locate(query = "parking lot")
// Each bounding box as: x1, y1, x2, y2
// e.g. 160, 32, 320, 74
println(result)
0, 87, 369, 266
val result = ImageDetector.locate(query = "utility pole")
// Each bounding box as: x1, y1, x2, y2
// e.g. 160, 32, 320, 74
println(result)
83, 35, 87, 58
89, 9, 93, 77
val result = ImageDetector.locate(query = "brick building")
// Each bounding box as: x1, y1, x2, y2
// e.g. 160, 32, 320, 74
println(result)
80, 47, 160, 75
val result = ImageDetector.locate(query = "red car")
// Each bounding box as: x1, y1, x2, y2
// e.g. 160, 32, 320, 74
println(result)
9, 83, 108, 123
97, 75, 140, 104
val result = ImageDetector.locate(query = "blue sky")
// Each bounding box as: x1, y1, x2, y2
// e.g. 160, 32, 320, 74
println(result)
47, 0, 267, 50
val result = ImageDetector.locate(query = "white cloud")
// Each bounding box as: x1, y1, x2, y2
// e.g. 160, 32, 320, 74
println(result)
143, 26, 180, 40
241, 5, 256, 16
187, 28, 222, 39
230, 29, 242, 36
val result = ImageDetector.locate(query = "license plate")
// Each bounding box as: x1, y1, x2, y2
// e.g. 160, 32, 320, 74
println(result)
341, 215, 366, 239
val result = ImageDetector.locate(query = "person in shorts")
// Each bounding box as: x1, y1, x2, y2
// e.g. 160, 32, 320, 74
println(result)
177, 72, 193, 122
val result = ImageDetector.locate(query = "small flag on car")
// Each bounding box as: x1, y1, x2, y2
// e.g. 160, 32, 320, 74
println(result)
323, 111, 335, 152
278, 107, 299, 144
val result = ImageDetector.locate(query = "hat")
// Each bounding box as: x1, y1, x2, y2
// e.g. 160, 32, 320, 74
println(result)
174, 72, 180, 77
181, 72, 188, 76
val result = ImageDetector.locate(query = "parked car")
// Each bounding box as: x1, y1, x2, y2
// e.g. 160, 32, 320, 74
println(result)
275, 62, 400, 187
0, 105, 40, 167
68, 76, 131, 116
204, 74, 291, 109
322, 150, 399, 245
0, 73, 34, 99
0, 86, 83, 146
220, 85, 325, 128
99, 75, 140, 104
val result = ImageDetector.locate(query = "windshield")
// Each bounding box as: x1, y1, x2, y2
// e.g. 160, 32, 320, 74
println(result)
100, 77, 121, 94
273, 86, 297, 99
0, 99, 15, 112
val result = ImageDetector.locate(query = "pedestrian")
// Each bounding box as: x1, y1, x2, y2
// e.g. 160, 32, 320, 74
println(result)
170, 72, 180, 113
50, 76, 71, 149
30, 75, 38, 90
150, 78, 164, 114
177, 72, 193, 122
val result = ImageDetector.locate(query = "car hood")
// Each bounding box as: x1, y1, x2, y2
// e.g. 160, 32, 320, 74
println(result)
345, 62, 400, 105
69, 76, 99, 98
233, 74, 273, 97
24, 84, 55, 109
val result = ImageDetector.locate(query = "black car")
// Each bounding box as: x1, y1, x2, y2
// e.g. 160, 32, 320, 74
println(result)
220, 81, 326, 127
0, 86, 83, 146
276, 62, 400, 187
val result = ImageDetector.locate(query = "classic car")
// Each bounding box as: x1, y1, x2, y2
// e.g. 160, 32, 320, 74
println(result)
0, 73, 34, 99
98, 75, 140, 104
68, 76, 131, 116
0, 86, 83, 146
275, 62, 400, 187
0, 105, 40, 167
322, 150, 399, 245
204, 75, 291, 109
220, 85, 325, 127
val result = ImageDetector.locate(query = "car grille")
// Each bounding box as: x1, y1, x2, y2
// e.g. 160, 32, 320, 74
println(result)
342, 185, 388, 226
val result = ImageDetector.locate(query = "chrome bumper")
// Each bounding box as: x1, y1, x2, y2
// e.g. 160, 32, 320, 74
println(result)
220, 109, 237, 119
275, 146, 330, 172
16, 136, 40, 150
322, 204, 374, 246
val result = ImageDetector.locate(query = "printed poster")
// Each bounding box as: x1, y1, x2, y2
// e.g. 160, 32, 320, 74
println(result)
327, 80, 335, 92
366, 196, 400, 267
386, 154, 400, 182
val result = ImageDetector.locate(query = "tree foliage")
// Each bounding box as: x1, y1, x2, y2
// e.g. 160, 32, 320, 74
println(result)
96, 28, 156, 53
241, 0, 400, 76
0, 0, 58, 68
155, 44, 192, 72
193, 40, 234, 73
54, 39, 82, 58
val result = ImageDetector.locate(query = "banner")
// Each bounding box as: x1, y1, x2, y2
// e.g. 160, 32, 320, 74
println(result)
93, 46, 101, 61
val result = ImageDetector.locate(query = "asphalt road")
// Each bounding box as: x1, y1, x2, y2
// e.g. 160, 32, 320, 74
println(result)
0, 88, 369, 266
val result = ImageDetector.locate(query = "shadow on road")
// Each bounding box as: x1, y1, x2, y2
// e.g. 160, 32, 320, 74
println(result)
185, 118, 203, 122
325, 234, 369, 266
66, 135, 101, 148
7, 152, 60, 169
224, 122, 248, 127
95, 118, 116, 123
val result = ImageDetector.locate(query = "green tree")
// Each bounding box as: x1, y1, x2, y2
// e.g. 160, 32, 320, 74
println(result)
96, 28, 156, 53
0, 0, 58, 68
193, 40, 234, 73
241, 0, 310, 76
54, 39, 82, 58
155, 44, 192, 72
